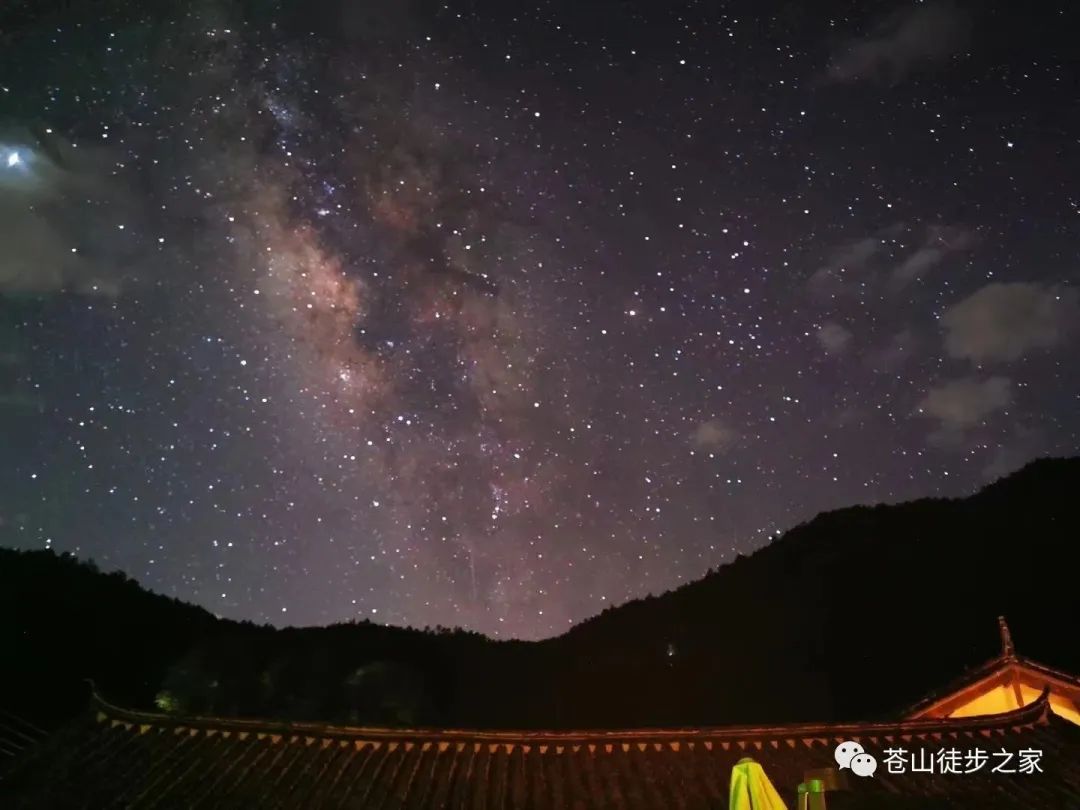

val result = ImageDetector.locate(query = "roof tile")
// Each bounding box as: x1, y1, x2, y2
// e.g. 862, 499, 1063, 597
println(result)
3, 692, 1079, 809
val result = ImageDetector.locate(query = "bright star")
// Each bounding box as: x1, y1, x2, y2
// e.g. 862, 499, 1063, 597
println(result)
6, 151, 20, 167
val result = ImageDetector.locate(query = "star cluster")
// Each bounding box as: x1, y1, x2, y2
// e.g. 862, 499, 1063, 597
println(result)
1, 1, 1077, 638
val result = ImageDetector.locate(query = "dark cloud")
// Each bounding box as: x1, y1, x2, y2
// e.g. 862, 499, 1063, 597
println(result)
915, 375, 1012, 433
866, 328, 920, 373
982, 424, 1048, 481
807, 223, 912, 298
0, 131, 146, 297
690, 419, 740, 453
941, 282, 1078, 363
824, 2, 971, 85
815, 321, 853, 355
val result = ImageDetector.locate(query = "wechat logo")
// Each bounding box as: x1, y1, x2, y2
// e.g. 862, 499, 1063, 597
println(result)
835, 741, 877, 778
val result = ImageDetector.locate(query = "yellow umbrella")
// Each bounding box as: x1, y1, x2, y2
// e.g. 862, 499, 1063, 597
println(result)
729, 757, 789, 810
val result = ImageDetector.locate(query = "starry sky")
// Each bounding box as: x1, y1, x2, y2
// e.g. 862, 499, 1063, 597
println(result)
2, 1, 1077, 639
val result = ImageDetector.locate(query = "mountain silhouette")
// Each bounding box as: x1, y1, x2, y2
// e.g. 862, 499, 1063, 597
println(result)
2, 457, 1077, 731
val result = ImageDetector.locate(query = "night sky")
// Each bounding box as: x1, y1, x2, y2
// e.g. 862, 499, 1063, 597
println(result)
2, 1, 1077, 639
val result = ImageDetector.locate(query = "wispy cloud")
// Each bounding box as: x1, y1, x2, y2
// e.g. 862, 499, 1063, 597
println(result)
889, 224, 978, 289
809, 222, 973, 298
823, 2, 971, 85
807, 233, 888, 298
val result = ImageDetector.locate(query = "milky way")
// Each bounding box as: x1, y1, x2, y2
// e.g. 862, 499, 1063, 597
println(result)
2, 2, 1078, 638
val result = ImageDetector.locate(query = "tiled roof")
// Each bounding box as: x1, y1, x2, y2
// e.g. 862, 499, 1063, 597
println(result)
0, 710, 46, 766
2, 690, 1078, 809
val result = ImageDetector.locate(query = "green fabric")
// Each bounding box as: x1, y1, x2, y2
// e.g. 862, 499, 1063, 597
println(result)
729, 757, 789, 810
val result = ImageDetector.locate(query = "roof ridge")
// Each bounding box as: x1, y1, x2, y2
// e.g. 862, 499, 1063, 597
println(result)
903, 651, 1080, 717
89, 687, 1054, 743
1014, 655, 1080, 687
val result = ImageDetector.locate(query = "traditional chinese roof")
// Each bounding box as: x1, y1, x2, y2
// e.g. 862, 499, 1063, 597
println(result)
2, 689, 1078, 809
905, 617, 1080, 724
0, 711, 46, 765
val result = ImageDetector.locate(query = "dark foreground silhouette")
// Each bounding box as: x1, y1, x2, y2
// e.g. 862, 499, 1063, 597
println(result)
2, 457, 1077, 731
